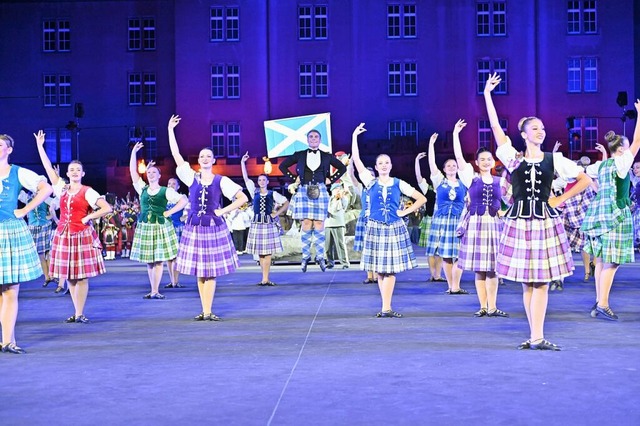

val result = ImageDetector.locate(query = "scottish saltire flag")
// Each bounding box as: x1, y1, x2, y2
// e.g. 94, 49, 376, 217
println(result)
264, 113, 332, 158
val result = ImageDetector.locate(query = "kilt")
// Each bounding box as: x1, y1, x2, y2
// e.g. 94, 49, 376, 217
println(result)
290, 184, 329, 221
176, 223, 238, 277
50, 225, 106, 280
565, 226, 585, 252
457, 213, 502, 272
497, 215, 574, 283
425, 212, 461, 259
417, 215, 432, 247
0, 218, 43, 284
245, 220, 283, 255
130, 220, 179, 263
353, 215, 368, 252
29, 222, 52, 254
583, 209, 634, 264
361, 219, 417, 274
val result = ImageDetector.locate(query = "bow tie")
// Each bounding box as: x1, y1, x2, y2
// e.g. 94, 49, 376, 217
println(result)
307, 149, 319, 154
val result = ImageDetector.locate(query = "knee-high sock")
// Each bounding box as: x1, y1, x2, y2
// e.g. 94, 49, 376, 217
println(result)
301, 229, 313, 260
313, 229, 326, 259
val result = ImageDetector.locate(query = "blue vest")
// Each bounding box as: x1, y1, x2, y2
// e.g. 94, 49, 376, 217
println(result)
0, 165, 22, 222
368, 178, 402, 225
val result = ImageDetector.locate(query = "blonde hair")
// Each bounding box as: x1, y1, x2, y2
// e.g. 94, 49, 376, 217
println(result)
604, 130, 628, 154
0, 134, 15, 148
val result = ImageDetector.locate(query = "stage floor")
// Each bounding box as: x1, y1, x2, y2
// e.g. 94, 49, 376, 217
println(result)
4, 252, 640, 425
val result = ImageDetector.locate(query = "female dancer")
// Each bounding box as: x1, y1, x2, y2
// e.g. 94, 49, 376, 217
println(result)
452, 119, 507, 317
484, 73, 591, 350
581, 100, 640, 321
241, 152, 289, 286
129, 143, 187, 299
164, 177, 185, 288
351, 123, 426, 318
35, 130, 112, 324
414, 153, 445, 282
348, 159, 376, 284
425, 133, 468, 294
0, 134, 53, 354
168, 115, 248, 321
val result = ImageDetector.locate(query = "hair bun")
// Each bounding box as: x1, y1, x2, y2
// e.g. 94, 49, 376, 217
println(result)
604, 130, 616, 142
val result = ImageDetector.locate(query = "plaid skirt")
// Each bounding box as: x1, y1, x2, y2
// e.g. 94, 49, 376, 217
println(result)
565, 226, 585, 252
497, 216, 574, 283
457, 214, 502, 272
353, 215, 368, 252
29, 222, 52, 254
130, 220, 179, 263
361, 219, 417, 274
290, 185, 329, 221
418, 216, 432, 247
425, 213, 461, 259
245, 221, 283, 255
173, 223, 184, 241
583, 210, 634, 265
0, 218, 43, 284
176, 223, 238, 278
50, 225, 105, 280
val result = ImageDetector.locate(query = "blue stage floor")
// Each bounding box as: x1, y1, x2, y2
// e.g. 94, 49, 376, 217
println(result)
4, 252, 640, 425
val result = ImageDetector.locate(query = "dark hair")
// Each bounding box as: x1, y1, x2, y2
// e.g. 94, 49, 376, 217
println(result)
200, 147, 215, 157
68, 160, 84, 169
258, 173, 269, 180
306, 129, 322, 139
604, 131, 628, 153
517, 116, 541, 132
475, 146, 493, 160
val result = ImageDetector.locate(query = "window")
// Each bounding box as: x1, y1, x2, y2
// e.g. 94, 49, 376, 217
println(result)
298, 5, 328, 40
299, 63, 329, 98
567, 57, 598, 93
477, 59, 507, 94
388, 62, 418, 96
387, 4, 417, 39
476, 1, 506, 36
478, 119, 507, 149
567, 1, 597, 34
210, 122, 241, 158
128, 17, 156, 51
129, 72, 156, 106
43, 74, 71, 107
43, 19, 70, 52
388, 120, 418, 143
211, 65, 241, 99
210, 7, 240, 41
582, 117, 598, 150
128, 127, 157, 159
44, 128, 72, 163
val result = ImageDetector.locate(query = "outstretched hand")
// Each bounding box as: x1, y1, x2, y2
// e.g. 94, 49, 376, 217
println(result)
594, 143, 606, 155
429, 133, 438, 145
453, 119, 466, 134
353, 122, 367, 136
241, 151, 250, 163
484, 72, 501, 94
168, 114, 181, 129
552, 141, 561, 153
415, 152, 427, 161
132, 141, 144, 153
33, 130, 45, 147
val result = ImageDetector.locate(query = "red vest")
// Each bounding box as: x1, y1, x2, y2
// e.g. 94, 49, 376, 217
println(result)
57, 185, 93, 233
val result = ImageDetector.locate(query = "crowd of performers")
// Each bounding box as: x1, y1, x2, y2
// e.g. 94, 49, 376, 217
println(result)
1, 86, 639, 354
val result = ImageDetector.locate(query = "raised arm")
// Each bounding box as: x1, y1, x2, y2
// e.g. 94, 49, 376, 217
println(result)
414, 152, 427, 183
630, 99, 640, 157
240, 151, 251, 186
347, 157, 362, 196
452, 119, 468, 170
168, 114, 186, 167
427, 132, 439, 178
483, 73, 507, 146
129, 142, 143, 185
351, 122, 367, 176
33, 130, 60, 186
594, 143, 607, 161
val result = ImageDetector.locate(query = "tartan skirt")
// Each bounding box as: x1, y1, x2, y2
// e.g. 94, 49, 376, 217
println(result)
565, 226, 585, 252
50, 225, 106, 280
417, 215, 432, 247
130, 220, 179, 263
29, 222, 52, 254
245, 221, 283, 255
353, 215, 368, 252
173, 223, 184, 241
425, 212, 461, 259
176, 223, 238, 278
457, 214, 502, 273
583, 210, 634, 265
361, 219, 417, 274
290, 185, 330, 221
0, 218, 43, 284
497, 216, 574, 283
